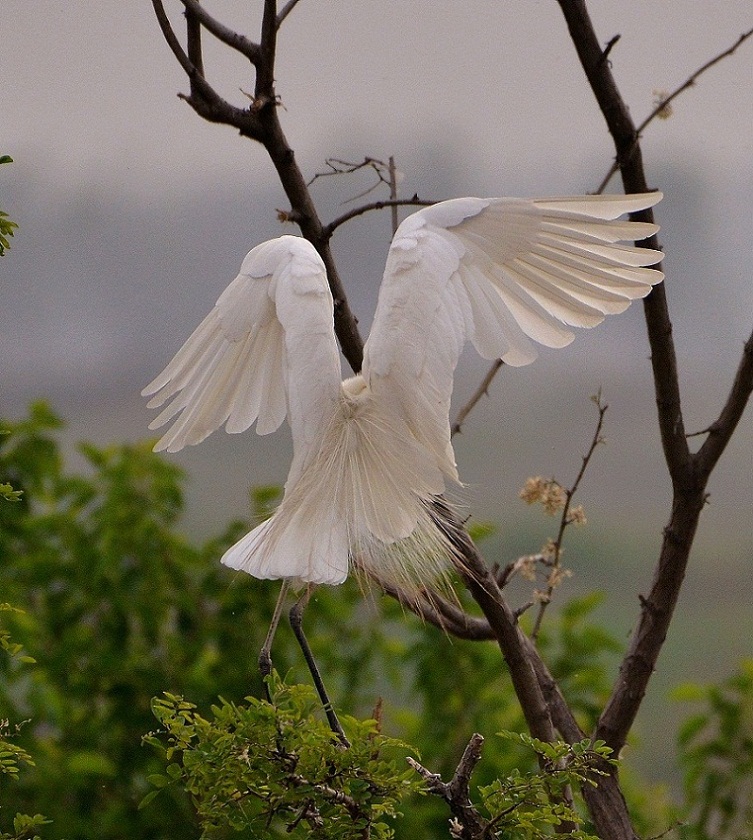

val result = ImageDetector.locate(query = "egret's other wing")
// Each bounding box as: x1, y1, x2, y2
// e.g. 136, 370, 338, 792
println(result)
143, 235, 341, 454
363, 192, 663, 476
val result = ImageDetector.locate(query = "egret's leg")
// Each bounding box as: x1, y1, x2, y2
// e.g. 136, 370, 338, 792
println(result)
289, 585, 350, 748
259, 579, 291, 692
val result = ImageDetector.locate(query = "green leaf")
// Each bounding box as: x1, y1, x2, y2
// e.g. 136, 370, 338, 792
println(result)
0, 482, 22, 502
138, 789, 162, 811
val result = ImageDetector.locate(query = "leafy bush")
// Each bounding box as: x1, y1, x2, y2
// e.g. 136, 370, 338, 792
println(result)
1, 404, 749, 838
675, 661, 753, 839
144, 679, 422, 839
0, 405, 632, 837
0, 404, 295, 837
0, 607, 50, 840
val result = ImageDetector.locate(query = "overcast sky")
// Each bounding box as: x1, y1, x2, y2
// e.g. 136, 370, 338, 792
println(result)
3, 3, 753, 188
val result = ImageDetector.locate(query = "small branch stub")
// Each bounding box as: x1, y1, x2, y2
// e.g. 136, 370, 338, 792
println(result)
408, 733, 487, 839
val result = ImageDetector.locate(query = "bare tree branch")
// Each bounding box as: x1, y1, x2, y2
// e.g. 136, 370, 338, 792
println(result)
184, 0, 204, 101
184, 4, 203, 73
551, 4, 753, 837
530, 394, 607, 640
388, 156, 400, 234
152, 7, 753, 836
152, 0, 265, 134
308, 156, 394, 193
430, 499, 558, 746
596, 26, 753, 193
379, 579, 495, 640
407, 734, 488, 840
277, 0, 303, 29
382, 578, 587, 750
556, 12, 753, 840
257, 0, 278, 99
178, 0, 262, 64
696, 329, 753, 474
152, 0, 200, 81
451, 360, 504, 437
323, 198, 433, 241
150, 0, 365, 371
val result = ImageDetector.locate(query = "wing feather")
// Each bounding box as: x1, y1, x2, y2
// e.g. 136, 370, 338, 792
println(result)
363, 192, 664, 478
143, 235, 341, 455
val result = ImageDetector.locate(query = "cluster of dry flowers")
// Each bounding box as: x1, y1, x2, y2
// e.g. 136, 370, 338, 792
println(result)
516, 476, 589, 607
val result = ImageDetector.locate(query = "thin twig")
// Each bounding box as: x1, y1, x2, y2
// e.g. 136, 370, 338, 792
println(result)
277, 0, 303, 28
388, 155, 399, 235
286, 773, 361, 813
530, 394, 607, 640
322, 198, 433, 241
178, 0, 261, 64
451, 359, 505, 437
596, 26, 753, 193
407, 734, 488, 839
308, 156, 392, 194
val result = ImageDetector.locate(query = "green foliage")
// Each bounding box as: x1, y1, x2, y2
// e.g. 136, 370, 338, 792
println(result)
2, 402, 746, 838
0, 404, 302, 838
0, 404, 437, 838
0, 606, 35, 666
0, 813, 51, 840
0, 485, 21, 504
0, 723, 34, 782
0, 155, 17, 256
144, 690, 622, 840
1, 430, 22, 503
376, 588, 625, 837
477, 733, 614, 839
144, 677, 421, 838
675, 660, 753, 839
0, 606, 48, 840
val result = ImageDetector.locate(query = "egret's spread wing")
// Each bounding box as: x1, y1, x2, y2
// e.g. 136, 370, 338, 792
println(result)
363, 192, 664, 476
143, 235, 341, 455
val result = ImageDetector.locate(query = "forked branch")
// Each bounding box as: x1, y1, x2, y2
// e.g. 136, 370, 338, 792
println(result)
596, 26, 753, 192
407, 734, 488, 840
557, 0, 753, 766
151, 0, 365, 371
179, 0, 261, 64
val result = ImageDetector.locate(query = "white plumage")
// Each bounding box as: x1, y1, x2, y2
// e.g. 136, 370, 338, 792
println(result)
143, 193, 663, 591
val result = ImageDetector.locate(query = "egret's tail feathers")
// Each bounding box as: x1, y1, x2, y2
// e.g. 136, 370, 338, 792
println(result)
352, 499, 462, 597
221, 505, 350, 585
223, 383, 462, 593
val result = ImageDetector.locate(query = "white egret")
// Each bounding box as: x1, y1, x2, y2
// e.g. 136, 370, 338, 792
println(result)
143, 192, 663, 595
144, 192, 663, 740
